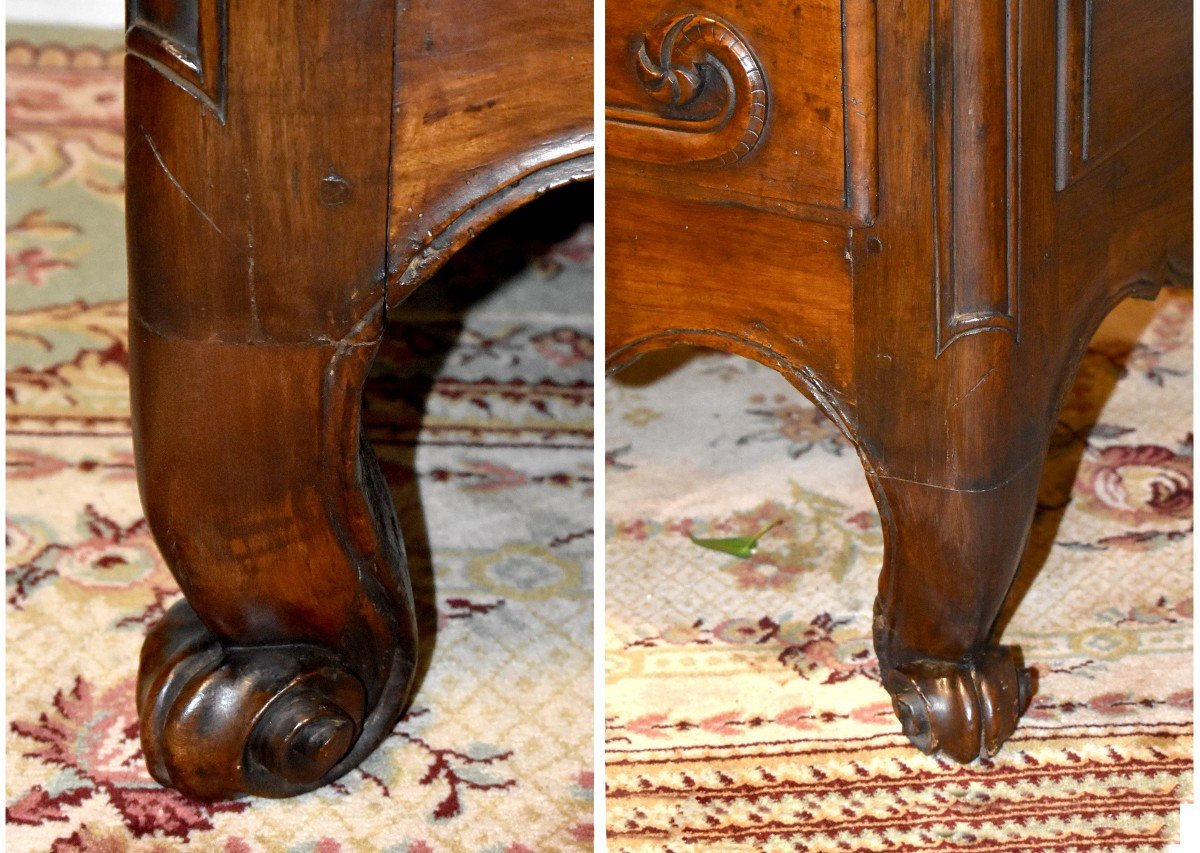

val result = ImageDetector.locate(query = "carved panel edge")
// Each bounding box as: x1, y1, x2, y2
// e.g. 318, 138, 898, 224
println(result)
1054, 0, 1190, 192
126, 0, 227, 122
931, 0, 1020, 356
390, 149, 594, 300
842, 0, 880, 225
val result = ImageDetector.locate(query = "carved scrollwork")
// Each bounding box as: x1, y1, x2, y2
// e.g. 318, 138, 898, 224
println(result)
608, 13, 768, 167
634, 16, 707, 108
138, 602, 373, 800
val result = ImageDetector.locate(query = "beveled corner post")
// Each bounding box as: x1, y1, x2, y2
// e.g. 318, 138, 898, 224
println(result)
126, 0, 409, 799
865, 0, 1034, 764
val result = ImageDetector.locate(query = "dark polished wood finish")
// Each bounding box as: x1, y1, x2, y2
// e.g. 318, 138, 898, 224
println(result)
606, 0, 1191, 762
126, 0, 592, 800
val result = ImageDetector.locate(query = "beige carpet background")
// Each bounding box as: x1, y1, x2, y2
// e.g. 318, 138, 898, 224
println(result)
605, 287, 1192, 844
7, 27, 594, 851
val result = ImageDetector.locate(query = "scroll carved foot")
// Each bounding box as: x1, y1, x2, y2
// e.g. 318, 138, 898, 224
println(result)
125, 0, 417, 800
137, 601, 382, 801
881, 645, 1032, 763
865, 460, 1045, 763
128, 325, 418, 801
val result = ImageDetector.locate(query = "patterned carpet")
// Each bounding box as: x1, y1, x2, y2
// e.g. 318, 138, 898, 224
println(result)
7, 27, 594, 851
605, 277, 1193, 840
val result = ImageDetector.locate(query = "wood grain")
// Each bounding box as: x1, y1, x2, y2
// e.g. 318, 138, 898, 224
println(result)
386, 0, 594, 303
1056, 0, 1192, 189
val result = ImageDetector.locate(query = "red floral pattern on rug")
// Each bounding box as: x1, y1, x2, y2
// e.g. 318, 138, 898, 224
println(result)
7, 677, 248, 838
1074, 443, 1192, 525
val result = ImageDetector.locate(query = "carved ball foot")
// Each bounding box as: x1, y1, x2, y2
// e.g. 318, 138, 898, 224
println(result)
136, 601, 369, 800
882, 646, 1033, 763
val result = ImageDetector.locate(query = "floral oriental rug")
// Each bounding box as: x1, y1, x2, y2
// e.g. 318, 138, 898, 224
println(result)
6, 27, 594, 851
605, 280, 1193, 842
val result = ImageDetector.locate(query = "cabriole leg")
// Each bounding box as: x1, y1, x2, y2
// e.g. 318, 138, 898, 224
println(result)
124, 0, 407, 799
869, 464, 1038, 763
130, 313, 419, 800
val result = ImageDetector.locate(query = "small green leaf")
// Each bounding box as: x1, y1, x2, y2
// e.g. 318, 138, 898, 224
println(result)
689, 520, 780, 559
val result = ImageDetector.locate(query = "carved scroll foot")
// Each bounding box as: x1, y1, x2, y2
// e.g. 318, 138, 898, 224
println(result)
124, 0, 415, 800
128, 322, 418, 801
137, 601, 370, 800
866, 458, 1045, 762
877, 632, 1033, 763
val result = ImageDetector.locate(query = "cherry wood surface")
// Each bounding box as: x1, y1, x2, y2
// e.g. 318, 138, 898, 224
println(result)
126, 0, 592, 800
606, 0, 1191, 762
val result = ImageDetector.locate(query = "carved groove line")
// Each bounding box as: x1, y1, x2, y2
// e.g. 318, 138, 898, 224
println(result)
607, 13, 768, 167
1080, 0, 1093, 162
126, 0, 228, 122
1053, 0, 1092, 190
930, 0, 1020, 355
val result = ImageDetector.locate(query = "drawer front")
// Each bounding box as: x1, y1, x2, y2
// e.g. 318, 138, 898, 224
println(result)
606, 0, 877, 224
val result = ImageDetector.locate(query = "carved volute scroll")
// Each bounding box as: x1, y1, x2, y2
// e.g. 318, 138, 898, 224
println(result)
607, 13, 768, 167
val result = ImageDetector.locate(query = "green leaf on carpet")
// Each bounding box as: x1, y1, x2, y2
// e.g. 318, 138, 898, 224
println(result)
689, 520, 780, 558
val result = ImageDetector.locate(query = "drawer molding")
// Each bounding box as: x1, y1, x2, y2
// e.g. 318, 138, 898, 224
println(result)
607, 12, 767, 167
606, 1, 878, 227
